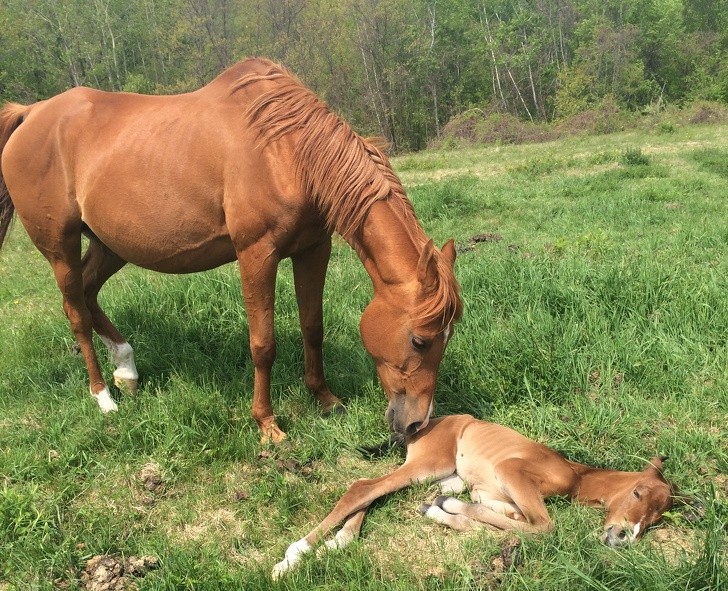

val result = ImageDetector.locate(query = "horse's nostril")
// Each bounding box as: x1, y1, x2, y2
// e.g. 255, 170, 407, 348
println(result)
405, 421, 422, 437
618, 529, 627, 540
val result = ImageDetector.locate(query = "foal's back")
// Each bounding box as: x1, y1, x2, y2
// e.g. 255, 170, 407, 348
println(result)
415, 415, 579, 498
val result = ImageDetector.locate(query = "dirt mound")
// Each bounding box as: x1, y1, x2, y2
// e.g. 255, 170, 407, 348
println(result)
80, 555, 158, 591
139, 462, 164, 492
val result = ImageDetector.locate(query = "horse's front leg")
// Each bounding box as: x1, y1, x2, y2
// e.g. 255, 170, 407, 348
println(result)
238, 244, 285, 443
291, 238, 343, 414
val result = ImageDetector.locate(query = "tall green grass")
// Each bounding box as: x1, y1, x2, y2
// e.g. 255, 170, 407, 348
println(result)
1, 123, 726, 589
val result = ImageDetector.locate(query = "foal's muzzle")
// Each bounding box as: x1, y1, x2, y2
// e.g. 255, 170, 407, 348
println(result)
601, 525, 634, 547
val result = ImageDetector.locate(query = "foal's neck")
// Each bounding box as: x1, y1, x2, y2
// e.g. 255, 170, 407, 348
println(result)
568, 461, 640, 507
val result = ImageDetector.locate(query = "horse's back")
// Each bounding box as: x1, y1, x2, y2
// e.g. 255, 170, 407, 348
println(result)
1, 83, 246, 271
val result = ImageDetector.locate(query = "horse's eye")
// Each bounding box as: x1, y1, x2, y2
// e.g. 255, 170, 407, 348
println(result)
633, 489, 641, 499
411, 336, 429, 351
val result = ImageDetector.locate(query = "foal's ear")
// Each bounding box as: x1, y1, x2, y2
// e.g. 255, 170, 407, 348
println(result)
441, 239, 457, 268
645, 455, 668, 474
417, 239, 438, 294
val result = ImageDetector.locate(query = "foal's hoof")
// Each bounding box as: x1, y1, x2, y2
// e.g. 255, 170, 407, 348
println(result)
418, 503, 432, 515
114, 375, 138, 394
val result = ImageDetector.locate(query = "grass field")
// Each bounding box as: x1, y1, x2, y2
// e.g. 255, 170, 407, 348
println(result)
1, 122, 727, 590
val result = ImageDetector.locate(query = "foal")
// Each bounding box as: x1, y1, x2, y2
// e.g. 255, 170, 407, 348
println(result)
272, 414, 672, 578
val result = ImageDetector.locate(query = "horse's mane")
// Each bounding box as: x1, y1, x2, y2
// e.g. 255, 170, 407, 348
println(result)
233, 61, 413, 239
232, 60, 461, 328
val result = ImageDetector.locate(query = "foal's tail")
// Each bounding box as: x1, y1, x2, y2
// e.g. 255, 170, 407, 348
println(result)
0, 102, 30, 248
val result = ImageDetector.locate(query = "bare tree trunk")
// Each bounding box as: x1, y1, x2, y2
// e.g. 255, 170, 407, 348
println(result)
356, 23, 385, 138
428, 2, 440, 137
479, 3, 507, 111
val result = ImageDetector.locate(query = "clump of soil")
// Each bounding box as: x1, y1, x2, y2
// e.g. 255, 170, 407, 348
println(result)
139, 462, 164, 492
470, 537, 523, 589
80, 555, 158, 591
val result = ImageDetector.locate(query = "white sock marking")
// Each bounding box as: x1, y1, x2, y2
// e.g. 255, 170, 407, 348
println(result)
438, 474, 465, 494
93, 387, 118, 413
271, 538, 312, 579
100, 337, 138, 381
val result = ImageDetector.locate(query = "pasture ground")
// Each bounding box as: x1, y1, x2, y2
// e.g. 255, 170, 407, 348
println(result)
1, 122, 726, 589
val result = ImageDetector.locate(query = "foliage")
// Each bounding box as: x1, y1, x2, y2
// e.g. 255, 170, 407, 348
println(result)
2, 0, 728, 150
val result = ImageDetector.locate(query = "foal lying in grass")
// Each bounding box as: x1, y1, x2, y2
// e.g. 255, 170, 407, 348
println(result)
273, 414, 672, 578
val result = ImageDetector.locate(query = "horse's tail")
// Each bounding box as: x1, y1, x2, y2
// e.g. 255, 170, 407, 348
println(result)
0, 102, 31, 249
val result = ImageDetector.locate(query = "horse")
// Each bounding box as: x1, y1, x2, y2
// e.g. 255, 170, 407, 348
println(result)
0, 58, 462, 443
272, 414, 673, 577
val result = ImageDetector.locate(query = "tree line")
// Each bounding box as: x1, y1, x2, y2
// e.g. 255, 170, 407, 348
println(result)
1, 0, 726, 151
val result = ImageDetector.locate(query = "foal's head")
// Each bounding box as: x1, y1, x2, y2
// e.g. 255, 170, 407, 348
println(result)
359, 239, 461, 440
602, 456, 672, 547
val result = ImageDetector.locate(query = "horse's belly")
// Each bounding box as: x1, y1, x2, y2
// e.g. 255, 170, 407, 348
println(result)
86, 210, 237, 273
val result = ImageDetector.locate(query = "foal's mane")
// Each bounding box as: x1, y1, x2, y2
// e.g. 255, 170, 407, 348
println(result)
232, 60, 461, 327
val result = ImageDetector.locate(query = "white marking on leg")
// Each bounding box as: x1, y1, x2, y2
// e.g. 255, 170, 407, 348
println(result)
424, 504, 451, 524
438, 474, 466, 495
100, 336, 138, 382
323, 527, 356, 551
93, 387, 118, 413
271, 538, 312, 579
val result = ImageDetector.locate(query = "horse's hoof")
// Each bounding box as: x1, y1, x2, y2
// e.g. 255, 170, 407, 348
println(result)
260, 422, 288, 445
114, 375, 138, 394
322, 402, 346, 417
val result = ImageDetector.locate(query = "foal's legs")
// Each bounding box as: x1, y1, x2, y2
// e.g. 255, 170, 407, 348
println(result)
272, 459, 456, 578
420, 496, 541, 533
291, 238, 343, 414
237, 243, 286, 443
81, 237, 138, 393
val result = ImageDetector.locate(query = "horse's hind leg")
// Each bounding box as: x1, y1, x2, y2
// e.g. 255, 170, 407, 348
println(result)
291, 238, 343, 414
81, 237, 138, 393
45, 230, 117, 412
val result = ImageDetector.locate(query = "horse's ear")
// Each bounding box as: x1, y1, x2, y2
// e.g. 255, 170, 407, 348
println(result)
417, 239, 438, 294
441, 239, 456, 268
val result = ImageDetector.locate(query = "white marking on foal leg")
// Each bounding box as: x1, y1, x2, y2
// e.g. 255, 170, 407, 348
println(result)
323, 527, 357, 551
438, 474, 466, 495
92, 386, 118, 413
419, 503, 474, 531
100, 337, 138, 387
271, 538, 312, 580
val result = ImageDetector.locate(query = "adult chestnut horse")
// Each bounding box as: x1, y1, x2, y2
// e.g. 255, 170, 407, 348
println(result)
272, 414, 673, 577
0, 58, 462, 443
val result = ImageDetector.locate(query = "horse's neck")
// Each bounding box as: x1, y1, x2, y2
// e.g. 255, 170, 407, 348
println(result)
569, 462, 638, 507
348, 199, 424, 289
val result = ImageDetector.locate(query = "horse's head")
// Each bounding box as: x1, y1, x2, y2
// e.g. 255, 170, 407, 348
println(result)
601, 456, 673, 547
359, 239, 461, 440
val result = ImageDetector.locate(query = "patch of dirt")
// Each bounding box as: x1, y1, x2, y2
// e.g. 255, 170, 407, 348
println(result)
177, 508, 245, 544
649, 527, 697, 565
457, 233, 503, 253
470, 537, 523, 589
139, 462, 164, 492
80, 555, 158, 591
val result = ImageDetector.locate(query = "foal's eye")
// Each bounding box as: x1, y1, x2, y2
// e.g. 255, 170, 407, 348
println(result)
411, 336, 429, 351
